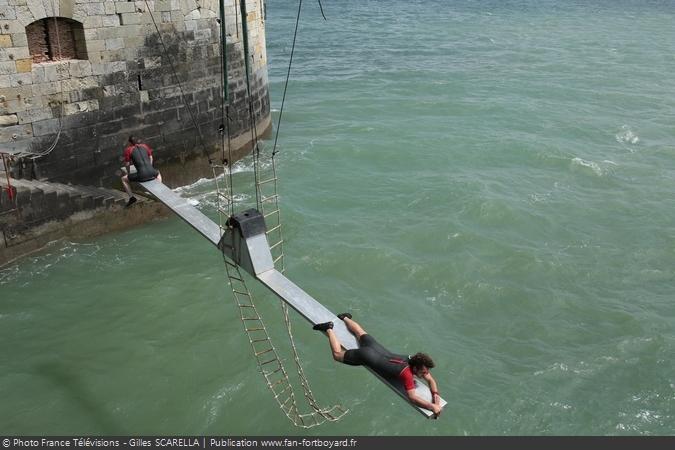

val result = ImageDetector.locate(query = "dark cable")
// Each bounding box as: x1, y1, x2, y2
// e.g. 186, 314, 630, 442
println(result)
144, 0, 212, 164
271, 0, 303, 157
317, 0, 327, 20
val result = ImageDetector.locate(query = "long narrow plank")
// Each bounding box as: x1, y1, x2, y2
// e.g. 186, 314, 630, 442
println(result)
139, 179, 222, 246
257, 270, 359, 349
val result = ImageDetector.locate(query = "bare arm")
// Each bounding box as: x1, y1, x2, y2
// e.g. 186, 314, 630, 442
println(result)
406, 389, 442, 416
423, 372, 441, 405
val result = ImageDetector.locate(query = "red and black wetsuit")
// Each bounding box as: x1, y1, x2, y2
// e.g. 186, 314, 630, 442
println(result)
342, 334, 415, 391
124, 143, 158, 182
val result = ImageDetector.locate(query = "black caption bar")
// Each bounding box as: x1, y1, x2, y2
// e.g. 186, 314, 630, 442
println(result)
2, 436, 675, 450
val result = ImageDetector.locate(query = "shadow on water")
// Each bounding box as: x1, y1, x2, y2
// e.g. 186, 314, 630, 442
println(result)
36, 362, 125, 435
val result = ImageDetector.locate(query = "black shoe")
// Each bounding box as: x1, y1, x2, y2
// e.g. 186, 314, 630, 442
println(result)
125, 196, 137, 208
337, 313, 352, 321
312, 321, 333, 332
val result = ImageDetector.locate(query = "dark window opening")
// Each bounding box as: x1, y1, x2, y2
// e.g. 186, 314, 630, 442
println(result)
26, 17, 88, 63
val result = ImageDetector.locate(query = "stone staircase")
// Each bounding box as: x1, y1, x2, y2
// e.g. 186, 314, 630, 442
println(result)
0, 176, 168, 266
0, 177, 144, 230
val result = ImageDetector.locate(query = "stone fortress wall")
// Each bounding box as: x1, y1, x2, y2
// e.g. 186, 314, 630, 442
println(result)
0, 0, 271, 265
0, 0, 271, 187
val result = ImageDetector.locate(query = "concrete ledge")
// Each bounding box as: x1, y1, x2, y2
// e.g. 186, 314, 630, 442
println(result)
0, 198, 170, 267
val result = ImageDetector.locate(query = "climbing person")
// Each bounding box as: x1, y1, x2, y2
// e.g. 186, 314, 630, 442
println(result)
312, 314, 443, 416
121, 136, 162, 207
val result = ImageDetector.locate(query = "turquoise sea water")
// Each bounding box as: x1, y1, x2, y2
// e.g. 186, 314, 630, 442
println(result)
2, 0, 675, 435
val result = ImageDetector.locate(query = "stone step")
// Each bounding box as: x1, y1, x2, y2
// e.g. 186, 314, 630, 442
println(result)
0, 177, 150, 228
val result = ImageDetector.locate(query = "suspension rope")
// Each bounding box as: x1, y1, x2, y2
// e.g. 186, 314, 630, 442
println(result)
317, 0, 327, 21
217, 0, 236, 216
271, 0, 303, 157
144, 0, 212, 164
212, 0, 347, 426
238, 0, 264, 210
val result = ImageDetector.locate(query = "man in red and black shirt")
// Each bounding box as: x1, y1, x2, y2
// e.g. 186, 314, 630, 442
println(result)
121, 136, 162, 207
313, 314, 442, 416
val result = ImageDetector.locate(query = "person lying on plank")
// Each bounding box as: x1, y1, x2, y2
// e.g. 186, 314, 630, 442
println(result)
313, 313, 442, 417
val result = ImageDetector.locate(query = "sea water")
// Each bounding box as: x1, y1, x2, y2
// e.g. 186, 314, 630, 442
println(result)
1, 0, 675, 435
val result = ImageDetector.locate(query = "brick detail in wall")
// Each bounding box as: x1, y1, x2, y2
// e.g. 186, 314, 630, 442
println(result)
26, 18, 84, 63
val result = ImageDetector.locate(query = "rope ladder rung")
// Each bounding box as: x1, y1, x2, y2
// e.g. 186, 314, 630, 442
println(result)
257, 177, 277, 185
269, 240, 284, 251
255, 347, 275, 357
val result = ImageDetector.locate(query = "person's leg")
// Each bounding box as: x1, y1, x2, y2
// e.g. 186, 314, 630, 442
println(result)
155, 171, 162, 183
343, 316, 367, 339
122, 174, 138, 207
121, 175, 133, 197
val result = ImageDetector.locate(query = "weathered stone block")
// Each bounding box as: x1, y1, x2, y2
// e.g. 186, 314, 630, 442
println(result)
120, 12, 141, 25
17, 107, 52, 124
0, 19, 23, 34
155, 0, 173, 12
105, 37, 125, 51
143, 55, 161, 69
84, 28, 98, 41
63, 99, 99, 116
68, 60, 92, 78
194, 28, 211, 41
2, 85, 32, 101
61, 76, 100, 92
83, 15, 103, 29
0, 34, 11, 47
10, 32, 27, 47
9, 72, 31, 87
122, 35, 144, 48
106, 61, 127, 73
4, 46, 29, 60
115, 2, 136, 14
0, 114, 18, 126
112, 103, 141, 120
96, 119, 122, 136
0, 60, 14, 74
104, 2, 116, 15
43, 63, 70, 82
32, 80, 60, 95
0, 123, 32, 143
102, 14, 120, 27
84, 2, 105, 16
86, 39, 106, 53
31, 118, 60, 136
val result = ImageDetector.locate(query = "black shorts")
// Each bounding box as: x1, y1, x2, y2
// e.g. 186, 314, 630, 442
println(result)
128, 169, 158, 182
343, 334, 408, 380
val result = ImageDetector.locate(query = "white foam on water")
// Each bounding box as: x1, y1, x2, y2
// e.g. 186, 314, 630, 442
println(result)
174, 177, 215, 193
0, 241, 102, 285
570, 157, 617, 177
173, 158, 262, 193
616, 125, 640, 148
204, 381, 245, 426
549, 401, 573, 410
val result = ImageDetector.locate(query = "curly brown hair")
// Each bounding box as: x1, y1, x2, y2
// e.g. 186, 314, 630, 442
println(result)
409, 352, 435, 369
